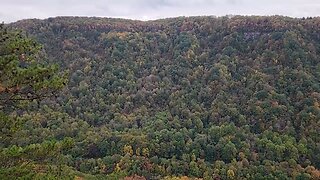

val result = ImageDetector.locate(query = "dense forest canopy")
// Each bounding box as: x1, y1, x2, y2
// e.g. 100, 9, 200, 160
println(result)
1, 15, 320, 179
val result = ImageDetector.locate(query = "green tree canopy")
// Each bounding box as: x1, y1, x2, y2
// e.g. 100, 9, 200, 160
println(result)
0, 24, 67, 111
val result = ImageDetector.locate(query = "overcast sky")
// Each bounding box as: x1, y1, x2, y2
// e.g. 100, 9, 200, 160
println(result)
1, 0, 320, 23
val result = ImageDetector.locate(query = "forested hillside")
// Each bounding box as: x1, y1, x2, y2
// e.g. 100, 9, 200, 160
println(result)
2, 16, 320, 179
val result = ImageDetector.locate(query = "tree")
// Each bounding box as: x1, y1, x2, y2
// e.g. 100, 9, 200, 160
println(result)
0, 24, 67, 111
221, 141, 237, 163
0, 24, 68, 178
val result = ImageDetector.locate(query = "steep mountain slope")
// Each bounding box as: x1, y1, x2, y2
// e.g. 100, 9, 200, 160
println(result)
5, 16, 320, 179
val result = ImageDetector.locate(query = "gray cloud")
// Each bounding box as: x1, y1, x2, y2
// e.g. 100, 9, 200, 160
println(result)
1, 0, 319, 23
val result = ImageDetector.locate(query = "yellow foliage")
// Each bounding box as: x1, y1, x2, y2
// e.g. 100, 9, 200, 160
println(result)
74, 176, 84, 180
135, 147, 141, 156
142, 147, 149, 157
164, 176, 188, 180
106, 32, 129, 40
115, 163, 121, 172
123, 145, 133, 156
227, 169, 235, 179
